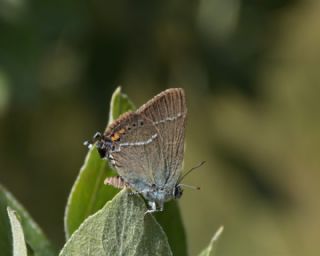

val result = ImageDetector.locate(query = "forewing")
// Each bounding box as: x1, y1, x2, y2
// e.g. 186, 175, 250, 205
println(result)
104, 112, 162, 192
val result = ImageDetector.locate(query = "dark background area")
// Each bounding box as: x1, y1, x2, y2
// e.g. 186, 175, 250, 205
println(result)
1, 0, 320, 255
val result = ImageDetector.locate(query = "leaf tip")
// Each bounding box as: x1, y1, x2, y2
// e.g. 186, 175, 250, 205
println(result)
212, 226, 224, 242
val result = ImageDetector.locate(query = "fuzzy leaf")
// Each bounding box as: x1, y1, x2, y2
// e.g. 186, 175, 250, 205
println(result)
199, 226, 224, 256
64, 87, 135, 238
7, 207, 27, 256
60, 190, 172, 256
0, 184, 56, 256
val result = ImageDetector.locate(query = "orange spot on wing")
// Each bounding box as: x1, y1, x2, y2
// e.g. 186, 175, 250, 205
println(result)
111, 133, 120, 141
111, 128, 126, 141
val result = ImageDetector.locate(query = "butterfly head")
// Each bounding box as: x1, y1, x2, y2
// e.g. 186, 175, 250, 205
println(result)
84, 132, 113, 159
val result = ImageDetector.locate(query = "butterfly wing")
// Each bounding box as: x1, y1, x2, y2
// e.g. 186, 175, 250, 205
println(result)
104, 88, 187, 195
137, 88, 187, 189
104, 112, 161, 193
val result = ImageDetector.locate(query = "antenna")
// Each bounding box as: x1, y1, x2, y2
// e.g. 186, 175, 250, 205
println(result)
178, 161, 206, 183
84, 132, 102, 148
179, 184, 200, 190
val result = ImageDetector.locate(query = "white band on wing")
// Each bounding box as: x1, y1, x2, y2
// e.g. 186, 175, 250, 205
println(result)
119, 133, 158, 147
110, 133, 158, 153
152, 112, 184, 125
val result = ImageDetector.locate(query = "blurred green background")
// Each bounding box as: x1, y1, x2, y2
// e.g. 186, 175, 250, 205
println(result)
1, 0, 320, 255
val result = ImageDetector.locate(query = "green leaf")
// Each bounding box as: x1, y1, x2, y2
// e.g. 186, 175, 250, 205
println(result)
198, 226, 224, 256
0, 184, 56, 256
64, 87, 135, 238
60, 190, 172, 256
155, 200, 188, 256
109, 86, 135, 123
7, 207, 27, 256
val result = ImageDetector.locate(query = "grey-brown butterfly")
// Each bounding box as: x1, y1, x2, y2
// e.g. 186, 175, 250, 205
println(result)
86, 88, 187, 213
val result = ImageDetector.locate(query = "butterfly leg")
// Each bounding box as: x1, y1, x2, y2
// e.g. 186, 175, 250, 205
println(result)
144, 201, 157, 215
104, 176, 128, 189
144, 201, 164, 215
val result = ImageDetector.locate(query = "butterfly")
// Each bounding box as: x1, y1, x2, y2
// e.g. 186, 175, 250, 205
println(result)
86, 88, 187, 213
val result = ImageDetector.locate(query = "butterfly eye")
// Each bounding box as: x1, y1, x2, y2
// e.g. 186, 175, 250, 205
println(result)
174, 186, 183, 199
139, 120, 144, 126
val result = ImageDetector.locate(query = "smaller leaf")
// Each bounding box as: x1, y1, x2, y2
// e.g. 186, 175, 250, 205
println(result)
0, 184, 56, 256
60, 190, 172, 256
199, 226, 224, 256
7, 207, 27, 256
